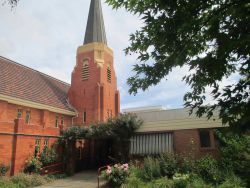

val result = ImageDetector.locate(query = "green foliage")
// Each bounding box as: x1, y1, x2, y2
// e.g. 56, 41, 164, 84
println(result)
122, 174, 146, 188
4, 173, 53, 188
216, 131, 250, 186
102, 164, 130, 187
195, 155, 223, 185
0, 164, 9, 176
60, 113, 142, 141
218, 174, 246, 188
39, 146, 57, 166
159, 153, 178, 178
179, 156, 196, 174
60, 126, 89, 142
106, 0, 250, 132
172, 173, 189, 188
111, 113, 143, 140
2, 0, 19, 8
124, 154, 247, 187
147, 177, 174, 188
138, 157, 162, 182
188, 174, 213, 188
24, 156, 42, 173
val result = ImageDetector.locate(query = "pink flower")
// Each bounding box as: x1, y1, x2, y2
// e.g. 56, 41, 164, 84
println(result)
123, 163, 129, 169
114, 164, 118, 168
106, 169, 112, 175
107, 165, 111, 170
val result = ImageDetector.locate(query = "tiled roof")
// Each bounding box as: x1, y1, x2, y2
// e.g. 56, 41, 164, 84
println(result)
0, 56, 74, 112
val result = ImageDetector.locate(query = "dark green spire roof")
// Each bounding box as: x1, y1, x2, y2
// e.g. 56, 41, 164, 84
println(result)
84, 0, 107, 45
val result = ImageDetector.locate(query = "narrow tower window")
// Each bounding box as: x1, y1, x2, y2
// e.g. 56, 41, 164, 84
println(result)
44, 139, 49, 147
34, 139, 41, 156
61, 116, 64, 126
17, 109, 23, 119
107, 66, 111, 83
25, 110, 31, 124
55, 115, 59, 128
83, 111, 87, 123
82, 59, 89, 81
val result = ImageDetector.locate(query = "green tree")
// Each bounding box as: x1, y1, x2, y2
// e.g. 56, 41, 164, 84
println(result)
106, 0, 250, 132
1, 0, 19, 7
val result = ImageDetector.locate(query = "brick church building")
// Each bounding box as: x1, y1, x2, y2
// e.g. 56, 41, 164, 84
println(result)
0, 0, 223, 176
0, 0, 119, 175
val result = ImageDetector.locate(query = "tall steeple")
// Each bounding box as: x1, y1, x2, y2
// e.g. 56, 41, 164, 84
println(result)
84, 0, 107, 45
68, 0, 120, 126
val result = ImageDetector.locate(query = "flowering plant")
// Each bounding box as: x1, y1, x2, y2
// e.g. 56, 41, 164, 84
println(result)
102, 163, 129, 187
24, 156, 42, 173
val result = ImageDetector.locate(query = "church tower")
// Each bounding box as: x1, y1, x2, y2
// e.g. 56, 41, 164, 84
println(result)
68, 0, 120, 125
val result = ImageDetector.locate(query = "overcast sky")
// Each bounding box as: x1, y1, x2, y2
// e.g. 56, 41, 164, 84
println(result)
0, 0, 215, 110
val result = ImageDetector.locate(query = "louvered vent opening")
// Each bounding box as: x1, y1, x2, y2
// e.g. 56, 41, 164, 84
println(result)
107, 67, 111, 83
82, 61, 89, 81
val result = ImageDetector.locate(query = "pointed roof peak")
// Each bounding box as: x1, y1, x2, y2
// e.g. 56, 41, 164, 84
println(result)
84, 0, 107, 45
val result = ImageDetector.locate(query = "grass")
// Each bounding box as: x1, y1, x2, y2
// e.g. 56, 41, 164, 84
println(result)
0, 173, 67, 188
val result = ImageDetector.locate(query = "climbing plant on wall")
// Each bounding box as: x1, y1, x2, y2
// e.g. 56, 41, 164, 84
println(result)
59, 113, 143, 166
60, 113, 143, 142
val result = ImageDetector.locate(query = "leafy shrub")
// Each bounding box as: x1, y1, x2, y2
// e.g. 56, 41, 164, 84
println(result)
0, 164, 9, 176
138, 157, 162, 182
11, 173, 52, 187
122, 175, 146, 188
172, 173, 189, 188
102, 163, 129, 187
179, 156, 196, 174
39, 146, 57, 166
24, 156, 42, 173
0, 177, 17, 188
188, 174, 213, 188
159, 153, 178, 178
150, 177, 174, 188
218, 174, 246, 188
195, 155, 223, 184
217, 132, 250, 186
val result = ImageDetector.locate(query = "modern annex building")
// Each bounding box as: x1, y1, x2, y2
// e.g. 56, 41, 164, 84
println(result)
0, 0, 222, 175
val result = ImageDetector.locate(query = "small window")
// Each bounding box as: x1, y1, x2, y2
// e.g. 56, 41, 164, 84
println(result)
55, 115, 59, 128
35, 139, 41, 156
25, 111, 31, 124
107, 66, 111, 83
17, 109, 23, 119
199, 130, 211, 148
82, 60, 89, 81
61, 116, 64, 126
44, 139, 49, 147
83, 111, 86, 123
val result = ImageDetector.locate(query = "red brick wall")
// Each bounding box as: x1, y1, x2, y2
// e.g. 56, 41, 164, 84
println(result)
68, 47, 120, 125
0, 100, 73, 175
174, 129, 218, 159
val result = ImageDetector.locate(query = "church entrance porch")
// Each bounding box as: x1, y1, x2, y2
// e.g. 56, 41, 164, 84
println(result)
75, 139, 113, 172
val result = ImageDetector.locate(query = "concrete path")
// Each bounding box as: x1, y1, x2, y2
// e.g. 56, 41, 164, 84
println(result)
35, 171, 106, 188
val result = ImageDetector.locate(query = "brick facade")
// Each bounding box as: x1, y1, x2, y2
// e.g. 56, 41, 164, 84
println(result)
68, 43, 120, 125
0, 100, 72, 175
174, 129, 218, 158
